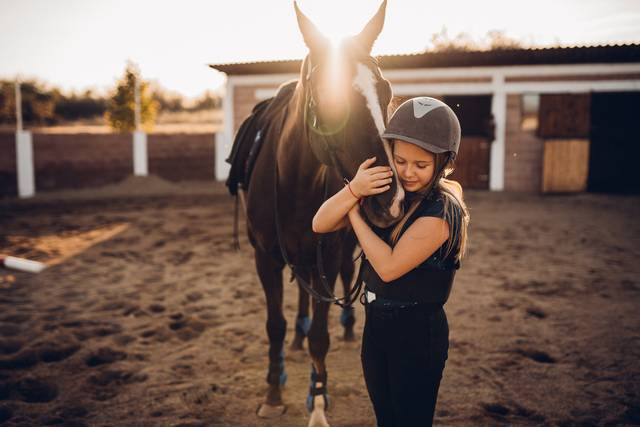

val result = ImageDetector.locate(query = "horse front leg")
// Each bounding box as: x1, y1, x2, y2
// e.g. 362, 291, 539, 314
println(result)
306, 271, 337, 427
290, 283, 311, 351
254, 249, 288, 419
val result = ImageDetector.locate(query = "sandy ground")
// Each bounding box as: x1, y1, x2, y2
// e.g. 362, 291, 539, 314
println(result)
0, 177, 639, 427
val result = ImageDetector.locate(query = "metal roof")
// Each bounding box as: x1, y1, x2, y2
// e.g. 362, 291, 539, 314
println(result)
209, 44, 640, 75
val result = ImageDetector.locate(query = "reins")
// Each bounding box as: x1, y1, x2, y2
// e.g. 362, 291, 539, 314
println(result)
271, 56, 372, 307
273, 156, 364, 307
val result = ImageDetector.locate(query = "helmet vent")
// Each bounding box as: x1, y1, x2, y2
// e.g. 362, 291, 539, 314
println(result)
413, 98, 441, 118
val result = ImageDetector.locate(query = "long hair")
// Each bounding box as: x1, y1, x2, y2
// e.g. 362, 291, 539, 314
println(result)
389, 151, 470, 262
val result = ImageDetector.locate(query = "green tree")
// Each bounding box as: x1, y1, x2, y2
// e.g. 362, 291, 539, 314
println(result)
105, 62, 157, 132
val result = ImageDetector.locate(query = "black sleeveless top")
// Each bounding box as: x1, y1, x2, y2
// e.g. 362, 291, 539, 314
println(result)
363, 189, 462, 304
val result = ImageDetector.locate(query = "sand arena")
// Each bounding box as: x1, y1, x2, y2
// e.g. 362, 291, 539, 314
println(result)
0, 177, 638, 426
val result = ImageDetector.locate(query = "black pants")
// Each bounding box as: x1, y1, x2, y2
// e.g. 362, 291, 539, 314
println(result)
361, 302, 449, 427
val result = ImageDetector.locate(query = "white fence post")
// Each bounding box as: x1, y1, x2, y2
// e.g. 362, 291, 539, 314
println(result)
15, 130, 35, 198
132, 66, 148, 177
133, 131, 148, 176
15, 80, 35, 198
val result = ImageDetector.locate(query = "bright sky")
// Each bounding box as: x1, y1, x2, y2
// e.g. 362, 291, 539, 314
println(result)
1, 0, 639, 98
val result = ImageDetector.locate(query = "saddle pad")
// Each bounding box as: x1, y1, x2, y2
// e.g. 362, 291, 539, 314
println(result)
225, 80, 297, 196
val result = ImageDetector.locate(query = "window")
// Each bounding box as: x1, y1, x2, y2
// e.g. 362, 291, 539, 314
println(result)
521, 93, 539, 131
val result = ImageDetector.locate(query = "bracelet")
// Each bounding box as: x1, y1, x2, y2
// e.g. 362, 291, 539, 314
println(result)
344, 180, 361, 201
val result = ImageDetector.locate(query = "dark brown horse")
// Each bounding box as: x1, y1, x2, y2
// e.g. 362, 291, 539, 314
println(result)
243, 1, 404, 424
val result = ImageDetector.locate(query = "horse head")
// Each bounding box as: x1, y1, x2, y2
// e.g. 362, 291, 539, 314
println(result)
294, 0, 405, 228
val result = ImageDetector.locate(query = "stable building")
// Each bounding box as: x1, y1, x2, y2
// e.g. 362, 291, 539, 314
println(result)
210, 44, 640, 194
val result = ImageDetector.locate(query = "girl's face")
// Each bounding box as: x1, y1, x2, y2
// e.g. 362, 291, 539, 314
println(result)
392, 139, 436, 192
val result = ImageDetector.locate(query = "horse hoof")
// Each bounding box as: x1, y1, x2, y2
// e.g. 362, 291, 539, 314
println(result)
257, 403, 287, 418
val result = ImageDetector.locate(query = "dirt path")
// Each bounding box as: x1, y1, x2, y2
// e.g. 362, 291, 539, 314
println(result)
0, 180, 639, 426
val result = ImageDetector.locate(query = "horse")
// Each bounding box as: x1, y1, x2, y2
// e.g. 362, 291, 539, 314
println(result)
240, 1, 404, 424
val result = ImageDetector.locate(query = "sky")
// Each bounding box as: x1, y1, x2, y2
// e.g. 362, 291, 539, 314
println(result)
1, 0, 639, 99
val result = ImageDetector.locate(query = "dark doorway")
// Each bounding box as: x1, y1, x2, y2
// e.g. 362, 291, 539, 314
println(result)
589, 92, 640, 194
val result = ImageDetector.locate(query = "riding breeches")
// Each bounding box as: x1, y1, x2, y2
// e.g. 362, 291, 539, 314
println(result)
361, 303, 449, 427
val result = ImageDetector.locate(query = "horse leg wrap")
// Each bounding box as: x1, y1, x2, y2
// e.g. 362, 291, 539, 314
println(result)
295, 315, 312, 337
266, 348, 287, 386
306, 364, 329, 412
340, 306, 355, 328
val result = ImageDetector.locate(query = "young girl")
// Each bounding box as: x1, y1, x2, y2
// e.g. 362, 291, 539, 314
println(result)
313, 97, 469, 426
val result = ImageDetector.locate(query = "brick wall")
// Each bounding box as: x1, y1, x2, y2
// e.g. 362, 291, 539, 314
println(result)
148, 133, 215, 181
33, 133, 132, 191
504, 94, 544, 192
233, 85, 282, 132
0, 133, 216, 197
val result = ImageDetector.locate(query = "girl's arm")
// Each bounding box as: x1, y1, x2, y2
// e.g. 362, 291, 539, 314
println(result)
312, 157, 393, 233
348, 205, 449, 282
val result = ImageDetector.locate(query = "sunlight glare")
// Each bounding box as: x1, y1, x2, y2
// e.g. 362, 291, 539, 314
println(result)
298, 0, 381, 47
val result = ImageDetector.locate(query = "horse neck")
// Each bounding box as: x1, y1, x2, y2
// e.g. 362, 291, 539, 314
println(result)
276, 82, 326, 194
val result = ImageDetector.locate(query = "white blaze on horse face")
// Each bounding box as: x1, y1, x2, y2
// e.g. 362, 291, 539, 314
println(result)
352, 63, 385, 134
352, 62, 405, 219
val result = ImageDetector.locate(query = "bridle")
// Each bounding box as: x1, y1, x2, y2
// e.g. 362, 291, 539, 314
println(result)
273, 55, 385, 307
303, 55, 383, 179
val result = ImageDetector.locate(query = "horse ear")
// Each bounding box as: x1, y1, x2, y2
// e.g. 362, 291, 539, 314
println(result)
355, 0, 387, 53
294, 1, 329, 52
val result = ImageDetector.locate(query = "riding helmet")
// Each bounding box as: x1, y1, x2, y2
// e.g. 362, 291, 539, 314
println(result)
382, 97, 461, 159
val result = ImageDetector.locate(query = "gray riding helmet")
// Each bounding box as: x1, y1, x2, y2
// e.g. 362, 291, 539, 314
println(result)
382, 97, 461, 159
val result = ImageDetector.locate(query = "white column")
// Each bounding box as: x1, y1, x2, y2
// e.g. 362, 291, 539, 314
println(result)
15, 80, 35, 198
133, 131, 148, 176
490, 73, 506, 191
16, 130, 35, 198
132, 71, 148, 176
215, 77, 234, 181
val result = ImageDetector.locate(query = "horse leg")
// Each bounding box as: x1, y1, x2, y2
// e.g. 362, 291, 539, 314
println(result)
306, 272, 337, 427
291, 284, 311, 351
339, 251, 356, 342
254, 249, 288, 418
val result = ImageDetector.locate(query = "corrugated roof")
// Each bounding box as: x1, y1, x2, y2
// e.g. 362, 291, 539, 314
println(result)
209, 44, 640, 75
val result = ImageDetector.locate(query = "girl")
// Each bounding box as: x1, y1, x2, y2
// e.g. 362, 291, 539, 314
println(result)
312, 97, 470, 426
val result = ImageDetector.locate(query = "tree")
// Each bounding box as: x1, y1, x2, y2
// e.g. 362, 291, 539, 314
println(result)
0, 79, 58, 126
152, 87, 185, 112
54, 89, 107, 121
429, 27, 527, 52
190, 90, 221, 111
105, 61, 158, 132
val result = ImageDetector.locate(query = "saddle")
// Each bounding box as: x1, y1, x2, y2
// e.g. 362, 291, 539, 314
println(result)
225, 80, 297, 196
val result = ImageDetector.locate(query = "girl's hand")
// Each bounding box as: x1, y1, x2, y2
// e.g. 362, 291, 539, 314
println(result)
349, 157, 393, 198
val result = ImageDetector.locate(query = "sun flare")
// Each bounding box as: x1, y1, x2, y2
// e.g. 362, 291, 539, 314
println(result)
297, 0, 381, 47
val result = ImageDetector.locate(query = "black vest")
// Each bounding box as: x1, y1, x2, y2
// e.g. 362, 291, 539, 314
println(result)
363, 190, 461, 304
